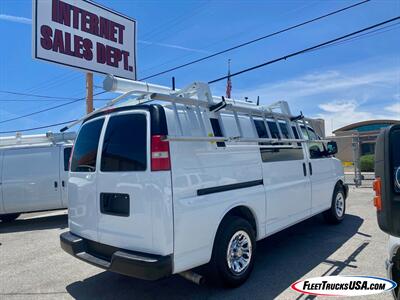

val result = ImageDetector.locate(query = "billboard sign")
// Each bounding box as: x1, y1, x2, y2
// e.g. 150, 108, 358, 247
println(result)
33, 0, 136, 80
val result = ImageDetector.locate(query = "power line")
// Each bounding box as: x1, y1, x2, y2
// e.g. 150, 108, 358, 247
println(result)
208, 16, 400, 84
0, 120, 77, 134
0, 90, 111, 102
3, 15, 398, 133
0, 90, 73, 100
0, 91, 106, 124
139, 0, 371, 80
305, 21, 400, 53
0, 99, 111, 102
139, 0, 319, 77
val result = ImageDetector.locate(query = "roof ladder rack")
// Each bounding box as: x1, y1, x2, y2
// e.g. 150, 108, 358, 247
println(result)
60, 75, 327, 147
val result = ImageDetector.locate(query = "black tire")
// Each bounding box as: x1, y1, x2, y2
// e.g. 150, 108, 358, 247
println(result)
323, 185, 346, 224
208, 216, 256, 288
0, 213, 20, 223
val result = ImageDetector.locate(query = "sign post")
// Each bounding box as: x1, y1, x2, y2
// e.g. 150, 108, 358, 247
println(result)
32, 0, 137, 80
86, 73, 93, 114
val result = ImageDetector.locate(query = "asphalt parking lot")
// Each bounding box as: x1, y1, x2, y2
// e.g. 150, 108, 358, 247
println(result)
0, 187, 392, 300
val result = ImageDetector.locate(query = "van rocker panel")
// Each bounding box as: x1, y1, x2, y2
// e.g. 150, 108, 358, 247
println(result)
60, 231, 172, 280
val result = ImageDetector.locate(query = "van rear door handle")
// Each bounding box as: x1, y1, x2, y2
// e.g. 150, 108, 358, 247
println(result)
309, 162, 313, 176
54, 181, 58, 188
62, 180, 65, 187
302, 163, 307, 176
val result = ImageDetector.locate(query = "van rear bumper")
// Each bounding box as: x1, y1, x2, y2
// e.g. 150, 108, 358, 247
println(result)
60, 231, 172, 280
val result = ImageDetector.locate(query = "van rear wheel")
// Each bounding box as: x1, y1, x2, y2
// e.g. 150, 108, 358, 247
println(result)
323, 185, 346, 224
0, 213, 20, 223
208, 216, 256, 288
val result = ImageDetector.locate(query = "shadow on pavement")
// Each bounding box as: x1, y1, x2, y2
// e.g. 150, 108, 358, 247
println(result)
0, 214, 67, 234
66, 213, 364, 300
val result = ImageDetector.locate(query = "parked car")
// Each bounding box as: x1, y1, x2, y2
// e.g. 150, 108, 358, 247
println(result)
373, 124, 400, 299
0, 132, 74, 222
61, 78, 347, 287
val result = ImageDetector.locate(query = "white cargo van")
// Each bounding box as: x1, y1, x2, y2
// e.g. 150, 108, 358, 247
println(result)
61, 77, 348, 287
0, 132, 75, 222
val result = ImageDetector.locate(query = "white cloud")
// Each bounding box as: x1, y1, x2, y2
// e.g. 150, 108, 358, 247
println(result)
0, 14, 31, 25
234, 68, 399, 102
316, 100, 399, 135
318, 100, 357, 113
233, 64, 400, 136
385, 103, 400, 114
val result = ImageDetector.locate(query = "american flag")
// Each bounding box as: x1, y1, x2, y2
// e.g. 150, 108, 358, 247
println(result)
226, 59, 232, 98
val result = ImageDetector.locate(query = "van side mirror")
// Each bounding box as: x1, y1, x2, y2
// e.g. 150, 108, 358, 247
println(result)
374, 124, 400, 237
326, 141, 338, 155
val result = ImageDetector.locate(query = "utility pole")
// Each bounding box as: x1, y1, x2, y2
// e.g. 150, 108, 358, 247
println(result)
86, 73, 93, 114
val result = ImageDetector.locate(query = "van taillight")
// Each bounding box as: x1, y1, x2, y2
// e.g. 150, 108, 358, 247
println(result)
151, 135, 171, 171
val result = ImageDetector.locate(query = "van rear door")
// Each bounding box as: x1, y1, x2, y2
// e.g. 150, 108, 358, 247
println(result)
95, 110, 173, 255
69, 107, 173, 256
69, 117, 105, 241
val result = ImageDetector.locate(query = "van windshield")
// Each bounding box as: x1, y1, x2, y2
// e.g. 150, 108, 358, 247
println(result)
71, 118, 104, 172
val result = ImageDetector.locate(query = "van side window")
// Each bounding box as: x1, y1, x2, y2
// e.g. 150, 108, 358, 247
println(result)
301, 126, 319, 140
63, 147, 72, 171
309, 142, 327, 159
260, 147, 304, 162
256, 121, 304, 162
279, 123, 290, 139
71, 118, 104, 172
101, 114, 147, 172
267, 121, 280, 139
210, 118, 225, 147
254, 120, 269, 138
291, 126, 300, 139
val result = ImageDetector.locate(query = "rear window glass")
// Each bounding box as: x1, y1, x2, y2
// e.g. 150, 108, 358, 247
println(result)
101, 114, 147, 172
63, 147, 72, 171
71, 118, 104, 172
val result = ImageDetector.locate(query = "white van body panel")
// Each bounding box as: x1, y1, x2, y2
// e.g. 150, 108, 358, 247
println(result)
65, 102, 345, 277
166, 109, 266, 272
0, 144, 71, 215
0, 150, 4, 213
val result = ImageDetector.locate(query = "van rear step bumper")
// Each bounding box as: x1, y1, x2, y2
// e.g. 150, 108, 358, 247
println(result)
60, 231, 172, 280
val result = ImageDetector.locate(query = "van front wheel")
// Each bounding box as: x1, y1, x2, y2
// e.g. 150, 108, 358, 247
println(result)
323, 186, 346, 224
0, 213, 20, 223
209, 217, 256, 287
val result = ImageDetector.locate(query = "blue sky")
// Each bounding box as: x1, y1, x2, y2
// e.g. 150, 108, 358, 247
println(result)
0, 0, 399, 136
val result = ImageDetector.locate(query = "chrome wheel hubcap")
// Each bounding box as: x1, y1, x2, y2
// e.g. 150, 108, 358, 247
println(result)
226, 230, 252, 275
336, 192, 345, 217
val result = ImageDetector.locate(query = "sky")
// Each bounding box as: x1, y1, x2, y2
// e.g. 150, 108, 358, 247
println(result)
0, 0, 399, 136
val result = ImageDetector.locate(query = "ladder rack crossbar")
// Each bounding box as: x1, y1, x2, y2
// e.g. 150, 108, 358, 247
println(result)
165, 135, 329, 144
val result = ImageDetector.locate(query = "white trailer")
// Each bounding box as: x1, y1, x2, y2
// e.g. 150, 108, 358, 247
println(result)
0, 132, 75, 222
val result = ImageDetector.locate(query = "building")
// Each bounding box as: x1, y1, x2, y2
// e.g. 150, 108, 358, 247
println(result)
332, 119, 400, 163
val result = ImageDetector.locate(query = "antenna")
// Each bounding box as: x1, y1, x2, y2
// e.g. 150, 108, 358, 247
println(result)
172, 77, 176, 91
256, 96, 260, 106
